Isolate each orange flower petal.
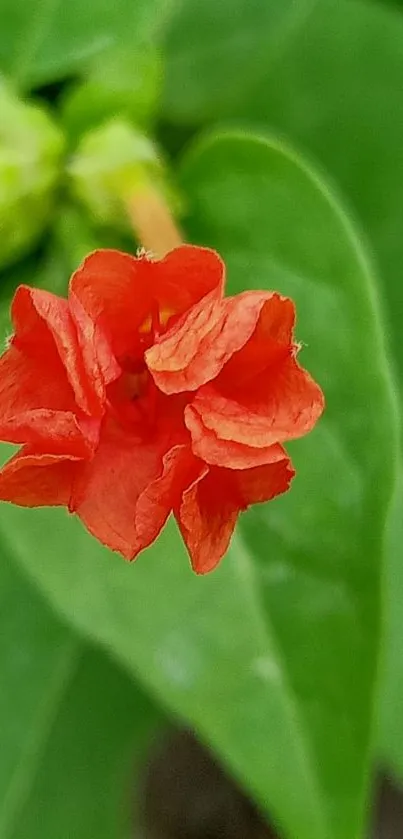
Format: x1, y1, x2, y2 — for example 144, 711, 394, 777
146, 286, 223, 390
192, 355, 324, 449
0, 408, 99, 457
70, 419, 197, 560
70, 246, 224, 362
0, 341, 100, 456
218, 292, 296, 387
0, 343, 74, 417
12, 285, 100, 416
0, 448, 80, 506
175, 466, 237, 575
69, 292, 121, 410
176, 456, 294, 574
0, 246, 323, 575
185, 402, 287, 469
146, 290, 286, 394
232, 457, 295, 506
154, 245, 225, 311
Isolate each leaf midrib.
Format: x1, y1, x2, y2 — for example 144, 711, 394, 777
230, 529, 330, 839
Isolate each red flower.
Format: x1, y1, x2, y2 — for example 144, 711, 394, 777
0, 246, 324, 574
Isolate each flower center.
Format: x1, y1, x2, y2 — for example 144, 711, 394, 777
139, 306, 175, 338
107, 302, 176, 430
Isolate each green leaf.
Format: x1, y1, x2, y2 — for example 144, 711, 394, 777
0, 131, 397, 839
0, 546, 162, 839
162, 0, 315, 120
378, 468, 403, 782
0, 0, 173, 90
165, 0, 403, 788
164, 0, 403, 392
179, 131, 398, 839
10, 645, 162, 839
0, 550, 77, 837
172, 0, 403, 789
0, 510, 329, 839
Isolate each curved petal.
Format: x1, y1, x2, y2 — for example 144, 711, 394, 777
147, 290, 282, 394
176, 456, 294, 574
12, 285, 100, 416
70, 418, 197, 560
0, 448, 80, 506
0, 343, 74, 416
68, 292, 121, 408
232, 457, 295, 506
155, 245, 225, 310
192, 355, 325, 449
219, 292, 296, 387
70, 246, 224, 362
0, 408, 99, 457
175, 468, 238, 575
185, 402, 287, 469
0, 345, 99, 456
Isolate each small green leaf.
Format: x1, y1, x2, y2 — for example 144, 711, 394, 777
0, 0, 173, 90
0, 131, 397, 839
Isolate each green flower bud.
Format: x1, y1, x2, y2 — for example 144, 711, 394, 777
0, 81, 64, 270
68, 119, 182, 234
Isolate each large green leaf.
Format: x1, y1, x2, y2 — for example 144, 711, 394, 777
0, 547, 162, 839
0, 0, 172, 90
162, 0, 315, 120
163, 0, 403, 389
0, 131, 397, 839
165, 1, 403, 786
179, 132, 398, 839
0, 507, 329, 839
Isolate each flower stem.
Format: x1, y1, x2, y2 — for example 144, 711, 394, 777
127, 185, 183, 257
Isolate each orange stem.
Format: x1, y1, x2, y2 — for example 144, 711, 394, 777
127, 186, 183, 257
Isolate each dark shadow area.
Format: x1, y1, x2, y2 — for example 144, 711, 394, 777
372, 776, 403, 839
140, 728, 284, 839
138, 730, 403, 839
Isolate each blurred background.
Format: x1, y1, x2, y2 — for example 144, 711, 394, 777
1, 0, 403, 837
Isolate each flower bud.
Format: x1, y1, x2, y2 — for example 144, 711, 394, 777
68, 119, 182, 236
0, 81, 64, 270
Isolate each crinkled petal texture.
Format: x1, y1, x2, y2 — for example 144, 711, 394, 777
0, 448, 80, 506
0, 286, 102, 457
176, 455, 295, 574
190, 356, 324, 454
70, 245, 225, 363
68, 416, 199, 561
0, 246, 324, 573
146, 290, 277, 393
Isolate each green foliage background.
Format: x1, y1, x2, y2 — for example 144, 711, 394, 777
0, 1, 402, 838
